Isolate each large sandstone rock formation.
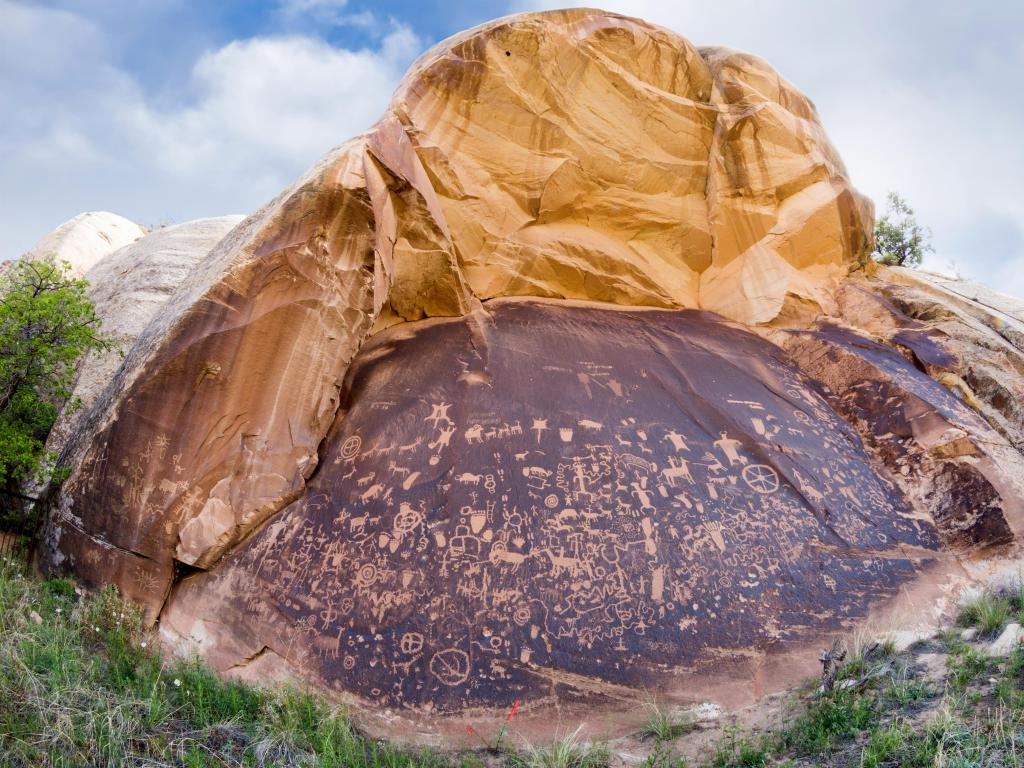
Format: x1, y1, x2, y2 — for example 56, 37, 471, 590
13, 211, 146, 276
38, 9, 1024, 736
43, 216, 245, 455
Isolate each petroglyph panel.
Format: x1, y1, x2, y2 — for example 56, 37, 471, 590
164, 302, 941, 712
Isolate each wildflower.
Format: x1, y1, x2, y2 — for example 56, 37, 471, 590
507, 699, 520, 722
55, 608, 61, 615
140, 641, 147, 648
466, 725, 477, 738
173, 679, 181, 687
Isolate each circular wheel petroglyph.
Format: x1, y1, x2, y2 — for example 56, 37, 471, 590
400, 632, 424, 654
340, 435, 362, 461
742, 463, 779, 494
429, 648, 470, 686
393, 507, 422, 533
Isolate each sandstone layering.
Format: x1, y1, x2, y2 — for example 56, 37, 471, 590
37, 9, 1024, 735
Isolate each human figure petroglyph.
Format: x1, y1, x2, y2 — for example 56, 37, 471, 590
425, 402, 454, 428
531, 419, 548, 443
714, 432, 744, 466
176, 485, 204, 517
664, 430, 689, 452
428, 425, 456, 451
630, 481, 655, 513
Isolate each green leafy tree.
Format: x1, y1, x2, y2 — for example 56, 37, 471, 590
873, 192, 933, 267
0, 255, 111, 531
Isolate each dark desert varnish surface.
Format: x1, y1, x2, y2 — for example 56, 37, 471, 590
170, 300, 941, 712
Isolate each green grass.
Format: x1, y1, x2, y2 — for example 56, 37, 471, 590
0, 557, 622, 767
7, 554, 1024, 768
708, 726, 771, 767
640, 701, 696, 742
946, 638, 999, 692
700, 627, 1024, 768
640, 742, 689, 768
956, 577, 1024, 640
509, 727, 610, 768
957, 589, 1014, 637
0, 557, 461, 767
884, 664, 933, 709
777, 685, 879, 757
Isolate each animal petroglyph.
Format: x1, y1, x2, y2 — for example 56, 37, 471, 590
162, 303, 944, 714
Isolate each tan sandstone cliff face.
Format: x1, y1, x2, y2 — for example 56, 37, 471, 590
43, 8, 871, 610
37, 8, 1024, 737
383, 13, 871, 325
43, 216, 245, 457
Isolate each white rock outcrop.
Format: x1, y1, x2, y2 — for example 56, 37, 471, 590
18, 212, 146, 276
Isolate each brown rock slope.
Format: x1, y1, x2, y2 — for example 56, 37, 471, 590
43, 216, 245, 457
39, 9, 1024, 732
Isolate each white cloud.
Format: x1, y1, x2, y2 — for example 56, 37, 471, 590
508, 1, 1024, 297
127, 29, 418, 175
0, 0, 418, 257
6, 0, 1023, 300
276, 0, 379, 32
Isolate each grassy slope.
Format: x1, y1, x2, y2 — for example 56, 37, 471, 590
2, 555, 1024, 768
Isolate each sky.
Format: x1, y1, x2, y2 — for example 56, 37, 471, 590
3, 1, 1023, 296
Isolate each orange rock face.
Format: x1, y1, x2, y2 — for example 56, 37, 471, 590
38, 9, 1023, 735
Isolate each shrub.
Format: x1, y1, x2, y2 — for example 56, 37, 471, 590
872, 192, 933, 268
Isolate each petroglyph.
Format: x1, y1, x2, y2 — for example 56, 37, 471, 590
162, 303, 944, 713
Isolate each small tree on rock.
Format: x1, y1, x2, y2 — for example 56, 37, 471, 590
873, 191, 933, 268
0, 255, 111, 532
